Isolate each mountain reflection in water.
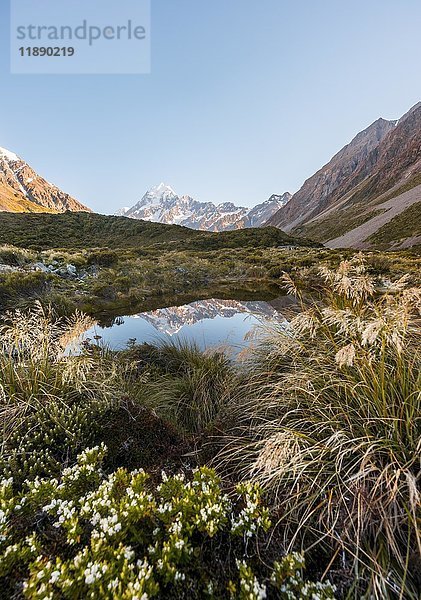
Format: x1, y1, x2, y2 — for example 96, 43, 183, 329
76, 298, 288, 353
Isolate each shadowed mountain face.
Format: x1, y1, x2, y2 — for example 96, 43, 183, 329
0, 146, 91, 213
267, 103, 421, 249
119, 183, 291, 232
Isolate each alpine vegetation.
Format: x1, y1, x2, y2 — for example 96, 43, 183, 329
0, 256, 419, 598
219, 256, 421, 599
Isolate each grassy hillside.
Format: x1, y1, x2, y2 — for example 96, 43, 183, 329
367, 201, 421, 248
291, 205, 386, 243
0, 212, 320, 250
0, 188, 57, 214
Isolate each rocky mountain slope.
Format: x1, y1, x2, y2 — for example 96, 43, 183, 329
0, 146, 90, 213
119, 183, 291, 232
267, 102, 421, 249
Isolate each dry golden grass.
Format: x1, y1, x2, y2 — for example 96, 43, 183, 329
0, 303, 119, 475
219, 255, 421, 599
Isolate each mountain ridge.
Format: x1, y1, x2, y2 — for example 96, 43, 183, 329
266, 102, 421, 249
0, 211, 320, 250
119, 184, 291, 232
0, 146, 91, 214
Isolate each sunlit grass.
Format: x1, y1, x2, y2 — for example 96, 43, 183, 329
0, 303, 121, 482
219, 255, 421, 598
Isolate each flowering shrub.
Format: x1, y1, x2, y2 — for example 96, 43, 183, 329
0, 446, 334, 599
227, 553, 336, 600
0, 392, 115, 486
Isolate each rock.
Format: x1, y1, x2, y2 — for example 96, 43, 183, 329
66, 264, 77, 276
0, 264, 19, 273
33, 262, 50, 273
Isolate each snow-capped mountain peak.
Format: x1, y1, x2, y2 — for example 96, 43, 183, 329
0, 144, 91, 213
216, 201, 246, 213
130, 183, 179, 213
0, 146, 20, 162
115, 207, 130, 216
151, 182, 177, 196
119, 185, 291, 232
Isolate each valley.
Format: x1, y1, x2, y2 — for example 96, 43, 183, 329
0, 116, 420, 600
0, 212, 418, 322
1, 0, 421, 594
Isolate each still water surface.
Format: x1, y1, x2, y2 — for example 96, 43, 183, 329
76, 298, 288, 353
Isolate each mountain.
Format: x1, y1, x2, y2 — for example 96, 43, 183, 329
119, 183, 290, 232
115, 207, 130, 217
0, 146, 90, 213
246, 194, 292, 227
267, 103, 421, 249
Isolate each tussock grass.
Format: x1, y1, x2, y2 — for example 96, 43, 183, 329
0, 253, 420, 597
0, 303, 121, 481
219, 256, 421, 598
122, 339, 237, 435
0, 244, 32, 266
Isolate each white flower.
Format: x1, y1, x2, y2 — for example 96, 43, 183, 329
49, 570, 61, 584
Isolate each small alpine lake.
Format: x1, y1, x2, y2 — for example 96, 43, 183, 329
71, 291, 295, 355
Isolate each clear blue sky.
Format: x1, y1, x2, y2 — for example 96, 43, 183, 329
1, 0, 420, 213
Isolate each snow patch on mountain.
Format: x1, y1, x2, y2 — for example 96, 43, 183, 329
0, 146, 20, 162
115, 207, 131, 216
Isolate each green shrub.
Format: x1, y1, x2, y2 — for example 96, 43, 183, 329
91, 281, 118, 300
0, 246, 31, 266
0, 272, 50, 308
87, 250, 119, 267
267, 266, 283, 279
365, 252, 392, 274
113, 276, 132, 293
0, 446, 335, 599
